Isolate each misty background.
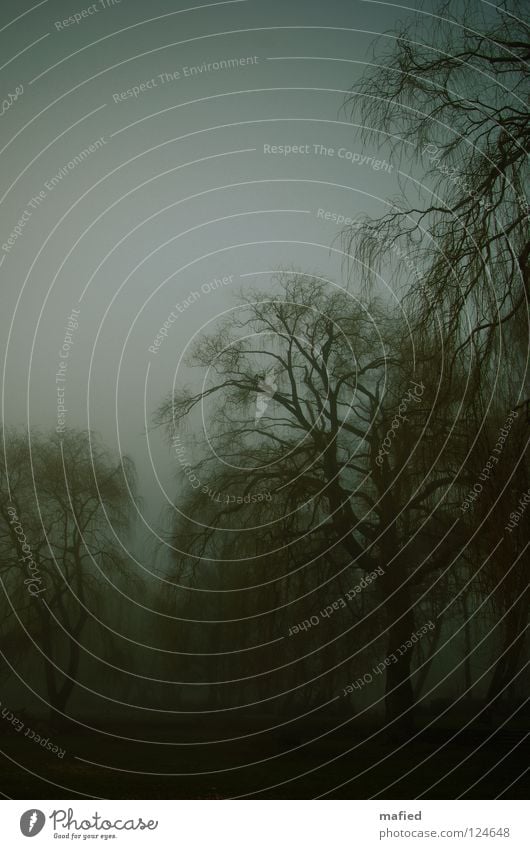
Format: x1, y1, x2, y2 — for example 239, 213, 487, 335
0, 0, 528, 799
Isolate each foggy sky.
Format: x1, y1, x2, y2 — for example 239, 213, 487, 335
1, 0, 435, 545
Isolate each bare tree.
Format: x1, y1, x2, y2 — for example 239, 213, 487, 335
345, 0, 529, 371
0, 427, 136, 726
155, 274, 468, 730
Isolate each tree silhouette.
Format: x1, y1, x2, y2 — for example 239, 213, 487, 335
345, 0, 529, 370
156, 273, 471, 730
0, 428, 135, 726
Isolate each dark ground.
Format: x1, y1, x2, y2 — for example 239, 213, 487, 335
0, 709, 528, 799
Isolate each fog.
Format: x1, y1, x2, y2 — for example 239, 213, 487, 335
1, 0, 528, 801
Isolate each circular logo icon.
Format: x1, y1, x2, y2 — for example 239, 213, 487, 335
20, 810, 46, 837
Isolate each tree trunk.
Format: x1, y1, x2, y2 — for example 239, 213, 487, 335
414, 614, 443, 700
462, 593, 473, 694
381, 566, 416, 735
486, 590, 528, 710
38, 602, 85, 730
324, 448, 417, 731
